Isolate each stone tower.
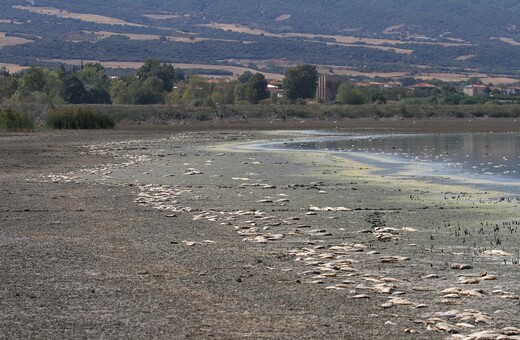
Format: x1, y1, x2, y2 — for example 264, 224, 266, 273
316, 75, 342, 103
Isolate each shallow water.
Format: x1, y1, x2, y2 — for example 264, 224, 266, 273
264, 132, 520, 190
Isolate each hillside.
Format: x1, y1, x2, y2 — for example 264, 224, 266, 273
1, 0, 520, 78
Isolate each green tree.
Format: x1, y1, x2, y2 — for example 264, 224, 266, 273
245, 73, 269, 104
19, 66, 46, 93
138, 59, 176, 91
42, 68, 62, 102
0, 76, 18, 100
76, 63, 111, 104
110, 78, 134, 104
282, 64, 318, 102
182, 76, 213, 103
137, 76, 165, 104
59, 75, 86, 104
211, 80, 238, 105
238, 71, 253, 84
165, 82, 187, 104
233, 83, 246, 103
336, 83, 365, 105
110, 76, 165, 105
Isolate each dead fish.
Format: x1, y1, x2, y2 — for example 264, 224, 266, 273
464, 330, 502, 339
435, 322, 459, 333
500, 327, 520, 336
451, 263, 473, 270
481, 250, 515, 257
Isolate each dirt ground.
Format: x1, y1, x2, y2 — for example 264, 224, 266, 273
1, 119, 519, 339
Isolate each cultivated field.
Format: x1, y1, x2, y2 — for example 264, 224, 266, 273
77, 31, 246, 45
201, 22, 472, 56
0, 32, 33, 48
43, 59, 285, 80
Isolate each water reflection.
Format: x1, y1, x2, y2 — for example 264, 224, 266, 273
280, 133, 520, 181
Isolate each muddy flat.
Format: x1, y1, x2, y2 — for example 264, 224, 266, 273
1, 120, 519, 339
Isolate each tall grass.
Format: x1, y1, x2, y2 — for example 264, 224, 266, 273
0, 108, 35, 132
44, 103, 520, 125
47, 107, 115, 129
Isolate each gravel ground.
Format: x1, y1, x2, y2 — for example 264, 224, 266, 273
1, 120, 520, 339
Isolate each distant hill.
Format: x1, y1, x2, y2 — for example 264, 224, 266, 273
1, 0, 520, 78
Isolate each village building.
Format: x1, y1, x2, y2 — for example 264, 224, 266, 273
408, 83, 438, 90
463, 84, 487, 97
354, 81, 401, 89
505, 86, 520, 96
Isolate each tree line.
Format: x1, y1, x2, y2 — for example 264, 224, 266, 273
0, 61, 321, 107
2, 61, 518, 114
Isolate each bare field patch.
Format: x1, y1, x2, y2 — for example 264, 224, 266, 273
275, 14, 292, 22
0, 32, 33, 48
13, 5, 144, 27
491, 37, 520, 46
454, 54, 476, 61
141, 14, 181, 20
201, 23, 278, 37
0, 62, 27, 73
316, 65, 407, 78
0, 19, 23, 25
93, 31, 161, 41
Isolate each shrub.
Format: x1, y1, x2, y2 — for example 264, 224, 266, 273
0, 108, 35, 132
47, 107, 115, 129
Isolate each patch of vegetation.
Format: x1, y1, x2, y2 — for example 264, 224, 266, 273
0, 108, 35, 132
47, 107, 115, 129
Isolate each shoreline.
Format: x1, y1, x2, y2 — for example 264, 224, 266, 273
115, 117, 520, 134
1, 127, 520, 339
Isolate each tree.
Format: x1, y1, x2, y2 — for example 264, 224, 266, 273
182, 76, 213, 102
59, 75, 86, 104
335, 83, 365, 105
466, 77, 483, 85
245, 73, 269, 104
282, 64, 318, 102
238, 71, 253, 84
0, 76, 18, 100
211, 80, 237, 105
110, 78, 134, 104
110, 76, 165, 104
42, 68, 62, 102
76, 63, 111, 103
137, 76, 165, 104
138, 59, 176, 91
19, 66, 46, 93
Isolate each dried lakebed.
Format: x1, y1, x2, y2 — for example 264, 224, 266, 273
3, 129, 520, 339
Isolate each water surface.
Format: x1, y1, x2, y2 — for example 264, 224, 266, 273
262, 132, 520, 191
